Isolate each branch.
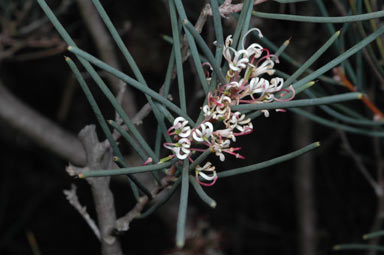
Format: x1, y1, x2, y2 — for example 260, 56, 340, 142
63, 184, 101, 240
205, 0, 269, 17
0, 80, 86, 166
115, 176, 174, 232
77, 125, 123, 255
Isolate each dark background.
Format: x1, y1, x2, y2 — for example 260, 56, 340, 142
0, 0, 382, 254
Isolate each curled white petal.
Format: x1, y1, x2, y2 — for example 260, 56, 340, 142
198, 171, 217, 181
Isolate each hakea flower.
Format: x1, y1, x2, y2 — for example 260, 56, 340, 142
163, 138, 191, 160
209, 137, 244, 162
241, 28, 264, 58
223, 28, 266, 79
163, 27, 296, 187
167, 117, 191, 138
213, 128, 236, 142
204, 94, 232, 120
195, 162, 217, 187
213, 95, 232, 120
192, 122, 214, 142
250, 58, 275, 77
225, 112, 253, 135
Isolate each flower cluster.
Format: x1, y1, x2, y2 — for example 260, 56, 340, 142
164, 28, 295, 186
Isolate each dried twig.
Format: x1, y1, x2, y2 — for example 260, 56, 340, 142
338, 130, 382, 196
206, 0, 269, 17
115, 176, 175, 232
63, 184, 101, 240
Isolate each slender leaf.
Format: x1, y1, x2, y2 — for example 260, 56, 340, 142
218, 142, 320, 178
176, 160, 190, 248
253, 10, 384, 23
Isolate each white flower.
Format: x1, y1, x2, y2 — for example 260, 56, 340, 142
195, 162, 217, 187
265, 77, 284, 93
223, 35, 234, 62
167, 117, 191, 138
226, 112, 252, 133
213, 128, 236, 142
210, 138, 231, 161
249, 77, 269, 94
192, 122, 214, 142
196, 162, 216, 180
228, 49, 249, 73
245, 43, 263, 58
163, 138, 191, 160
251, 59, 275, 77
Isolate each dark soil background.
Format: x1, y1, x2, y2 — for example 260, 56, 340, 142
0, 0, 382, 254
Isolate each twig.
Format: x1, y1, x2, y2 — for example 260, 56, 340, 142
205, 0, 269, 18
63, 184, 101, 240
115, 176, 174, 232
338, 130, 382, 196
78, 125, 123, 255
75, 0, 138, 118
333, 67, 384, 119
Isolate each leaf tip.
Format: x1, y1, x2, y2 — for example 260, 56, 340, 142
210, 201, 217, 208
64, 56, 71, 61
316, 141, 321, 147
176, 239, 185, 248
333, 245, 340, 250
357, 93, 364, 99
284, 37, 291, 46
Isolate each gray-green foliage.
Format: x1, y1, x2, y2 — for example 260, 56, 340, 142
37, 0, 384, 248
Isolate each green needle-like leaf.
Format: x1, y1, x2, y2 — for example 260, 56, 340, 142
231, 92, 362, 111
284, 30, 340, 87
363, 230, 384, 240
210, 0, 224, 64
37, 0, 159, 172
190, 176, 216, 208
108, 120, 149, 162
293, 25, 384, 89
183, 20, 227, 85
189, 149, 212, 171
253, 10, 384, 23
65, 57, 141, 198
176, 160, 190, 248
91, 0, 171, 143
218, 142, 320, 178
169, 0, 187, 112
291, 108, 384, 137
139, 178, 181, 218
79, 158, 178, 178
334, 244, 384, 251
173, 0, 209, 94
274, 0, 307, 2
67, 46, 195, 125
